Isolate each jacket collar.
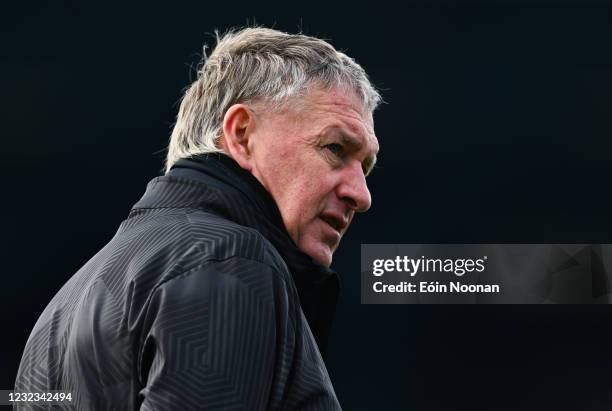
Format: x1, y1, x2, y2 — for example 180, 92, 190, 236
132, 153, 340, 355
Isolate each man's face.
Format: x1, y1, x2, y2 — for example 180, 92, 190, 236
248, 86, 379, 267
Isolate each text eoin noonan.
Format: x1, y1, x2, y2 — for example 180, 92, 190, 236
371, 256, 500, 294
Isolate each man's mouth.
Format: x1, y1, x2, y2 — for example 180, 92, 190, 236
319, 213, 348, 234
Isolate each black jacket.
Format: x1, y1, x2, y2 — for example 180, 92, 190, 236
15, 154, 342, 410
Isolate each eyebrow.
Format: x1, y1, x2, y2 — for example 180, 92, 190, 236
336, 133, 378, 176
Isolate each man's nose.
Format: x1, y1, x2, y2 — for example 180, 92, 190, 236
336, 162, 372, 212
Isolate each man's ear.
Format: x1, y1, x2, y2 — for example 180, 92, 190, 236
220, 104, 256, 171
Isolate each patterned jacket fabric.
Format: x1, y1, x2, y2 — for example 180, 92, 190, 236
15, 154, 342, 410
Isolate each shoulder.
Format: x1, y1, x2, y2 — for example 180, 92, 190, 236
140, 210, 299, 327
183, 209, 289, 275
151, 256, 291, 313
120, 204, 285, 261
117, 207, 291, 287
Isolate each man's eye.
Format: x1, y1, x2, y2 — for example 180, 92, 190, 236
325, 143, 343, 157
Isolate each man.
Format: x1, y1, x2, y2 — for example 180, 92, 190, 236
15, 27, 380, 410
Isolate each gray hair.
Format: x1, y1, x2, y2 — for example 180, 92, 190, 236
165, 27, 381, 172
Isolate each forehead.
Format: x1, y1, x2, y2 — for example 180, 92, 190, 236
294, 86, 379, 151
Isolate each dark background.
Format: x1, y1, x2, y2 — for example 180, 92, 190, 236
3, 1, 612, 410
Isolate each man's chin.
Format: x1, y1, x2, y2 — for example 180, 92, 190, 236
299, 241, 334, 267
